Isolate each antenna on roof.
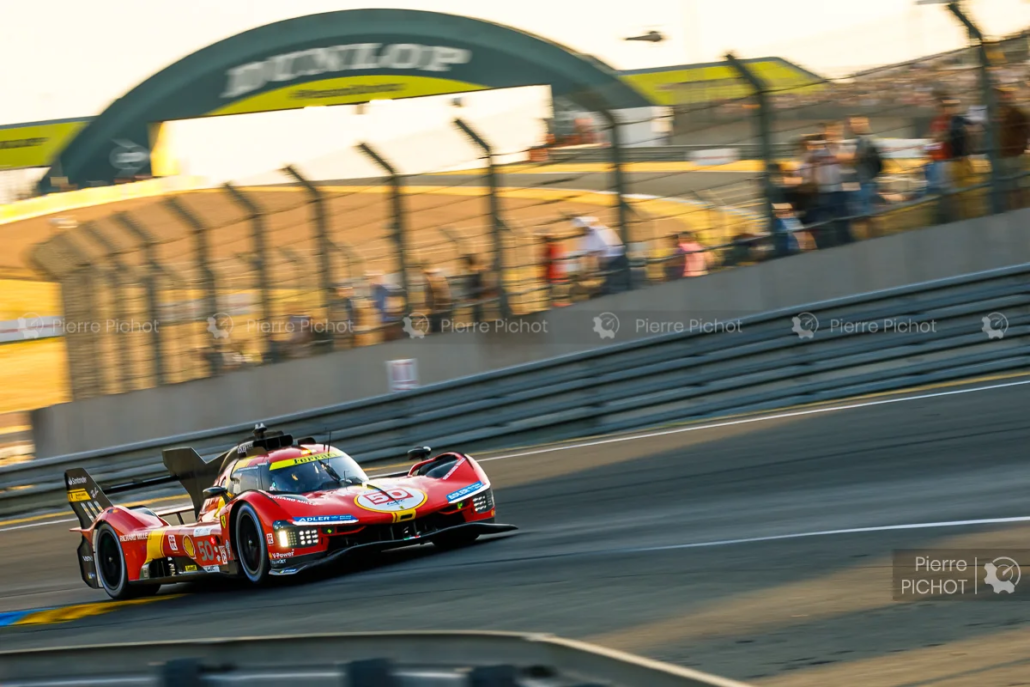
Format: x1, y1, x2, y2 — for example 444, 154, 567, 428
253, 423, 267, 439
325, 426, 333, 450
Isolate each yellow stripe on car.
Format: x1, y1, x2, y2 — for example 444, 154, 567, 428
269, 450, 341, 471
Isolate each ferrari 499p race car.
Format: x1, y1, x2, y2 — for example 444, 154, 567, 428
65, 425, 515, 600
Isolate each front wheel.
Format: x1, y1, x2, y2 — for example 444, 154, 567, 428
94, 523, 161, 600
234, 504, 270, 584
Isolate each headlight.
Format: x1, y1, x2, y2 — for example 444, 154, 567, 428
473, 489, 494, 513
277, 530, 290, 548
297, 528, 319, 547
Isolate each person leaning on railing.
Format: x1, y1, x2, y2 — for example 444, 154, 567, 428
996, 86, 1029, 210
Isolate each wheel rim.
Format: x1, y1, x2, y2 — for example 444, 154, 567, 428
97, 530, 122, 590
238, 513, 262, 575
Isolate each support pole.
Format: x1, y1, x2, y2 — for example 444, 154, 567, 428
726, 53, 777, 237
946, 1, 1004, 214
224, 183, 273, 359
453, 118, 510, 317
115, 212, 166, 386
80, 222, 135, 392
283, 165, 334, 322
357, 142, 410, 314
596, 109, 634, 290
164, 196, 221, 376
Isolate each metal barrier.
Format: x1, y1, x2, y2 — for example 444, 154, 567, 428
0, 630, 750, 687
0, 262, 1027, 515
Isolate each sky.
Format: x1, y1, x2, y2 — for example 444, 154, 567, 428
1, 0, 1029, 183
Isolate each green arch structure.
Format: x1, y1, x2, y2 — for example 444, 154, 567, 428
42, 8, 650, 190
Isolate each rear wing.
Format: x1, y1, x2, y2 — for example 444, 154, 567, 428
64, 468, 113, 529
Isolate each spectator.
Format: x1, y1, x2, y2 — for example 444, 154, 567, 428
926, 94, 953, 215
541, 234, 565, 304
848, 116, 883, 218
422, 266, 452, 333
809, 129, 851, 248
942, 97, 974, 220
368, 271, 401, 341
678, 232, 710, 277
575, 216, 629, 295
664, 233, 686, 281
463, 254, 486, 323
997, 86, 1029, 209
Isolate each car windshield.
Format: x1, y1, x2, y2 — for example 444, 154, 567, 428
266, 449, 368, 495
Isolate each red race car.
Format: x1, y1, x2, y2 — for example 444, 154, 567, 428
65, 424, 515, 600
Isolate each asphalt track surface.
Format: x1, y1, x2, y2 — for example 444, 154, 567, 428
2, 379, 1030, 685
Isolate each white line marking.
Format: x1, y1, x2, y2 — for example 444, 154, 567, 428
3, 377, 1027, 535
0, 517, 76, 533
627, 516, 1030, 554
478, 378, 1030, 463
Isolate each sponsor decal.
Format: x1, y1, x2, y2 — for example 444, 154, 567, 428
119, 532, 149, 542
220, 513, 228, 530
271, 551, 295, 560
291, 515, 359, 525
266, 532, 273, 545
272, 494, 309, 502
182, 536, 195, 558
81, 555, 93, 562
218, 546, 228, 565
193, 526, 215, 537
269, 449, 344, 471
442, 457, 466, 479
221, 44, 472, 99
446, 480, 489, 503
355, 486, 427, 513
67, 476, 87, 486
167, 534, 178, 552
183, 564, 198, 573
67, 489, 91, 503
203, 565, 220, 573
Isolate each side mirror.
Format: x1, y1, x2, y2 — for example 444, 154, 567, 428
203, 485, 229, 498
407, 446, 432, 461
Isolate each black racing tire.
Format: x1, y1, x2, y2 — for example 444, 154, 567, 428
433, 530, 480, 551
234, 503, 270, 585
94, 523, 161, 601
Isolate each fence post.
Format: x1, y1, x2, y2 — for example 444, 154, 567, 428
80, 222, 135, 392
164, 196, 220, 377
946, 1, 1004, 214
283, 165, 334, 324
29, 242, 99, 400
224, 183, 273, 360
596, 108, 634, 290
453, 118, 511, 317
726, 53, 777, 237
115, 213, 166, 386
357, 142, 411, 314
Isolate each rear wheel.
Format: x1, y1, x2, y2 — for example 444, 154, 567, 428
94, 523, 160, 600
234, 504, 270, 584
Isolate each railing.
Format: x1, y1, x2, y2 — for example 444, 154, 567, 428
1, 262, 1027, 516
0, 630, 749, 687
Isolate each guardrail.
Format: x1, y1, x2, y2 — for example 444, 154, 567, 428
0, 630, 750, 687
1, 262, 1028, 515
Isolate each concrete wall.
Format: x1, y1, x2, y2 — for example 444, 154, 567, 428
33, 208, 1030, 457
